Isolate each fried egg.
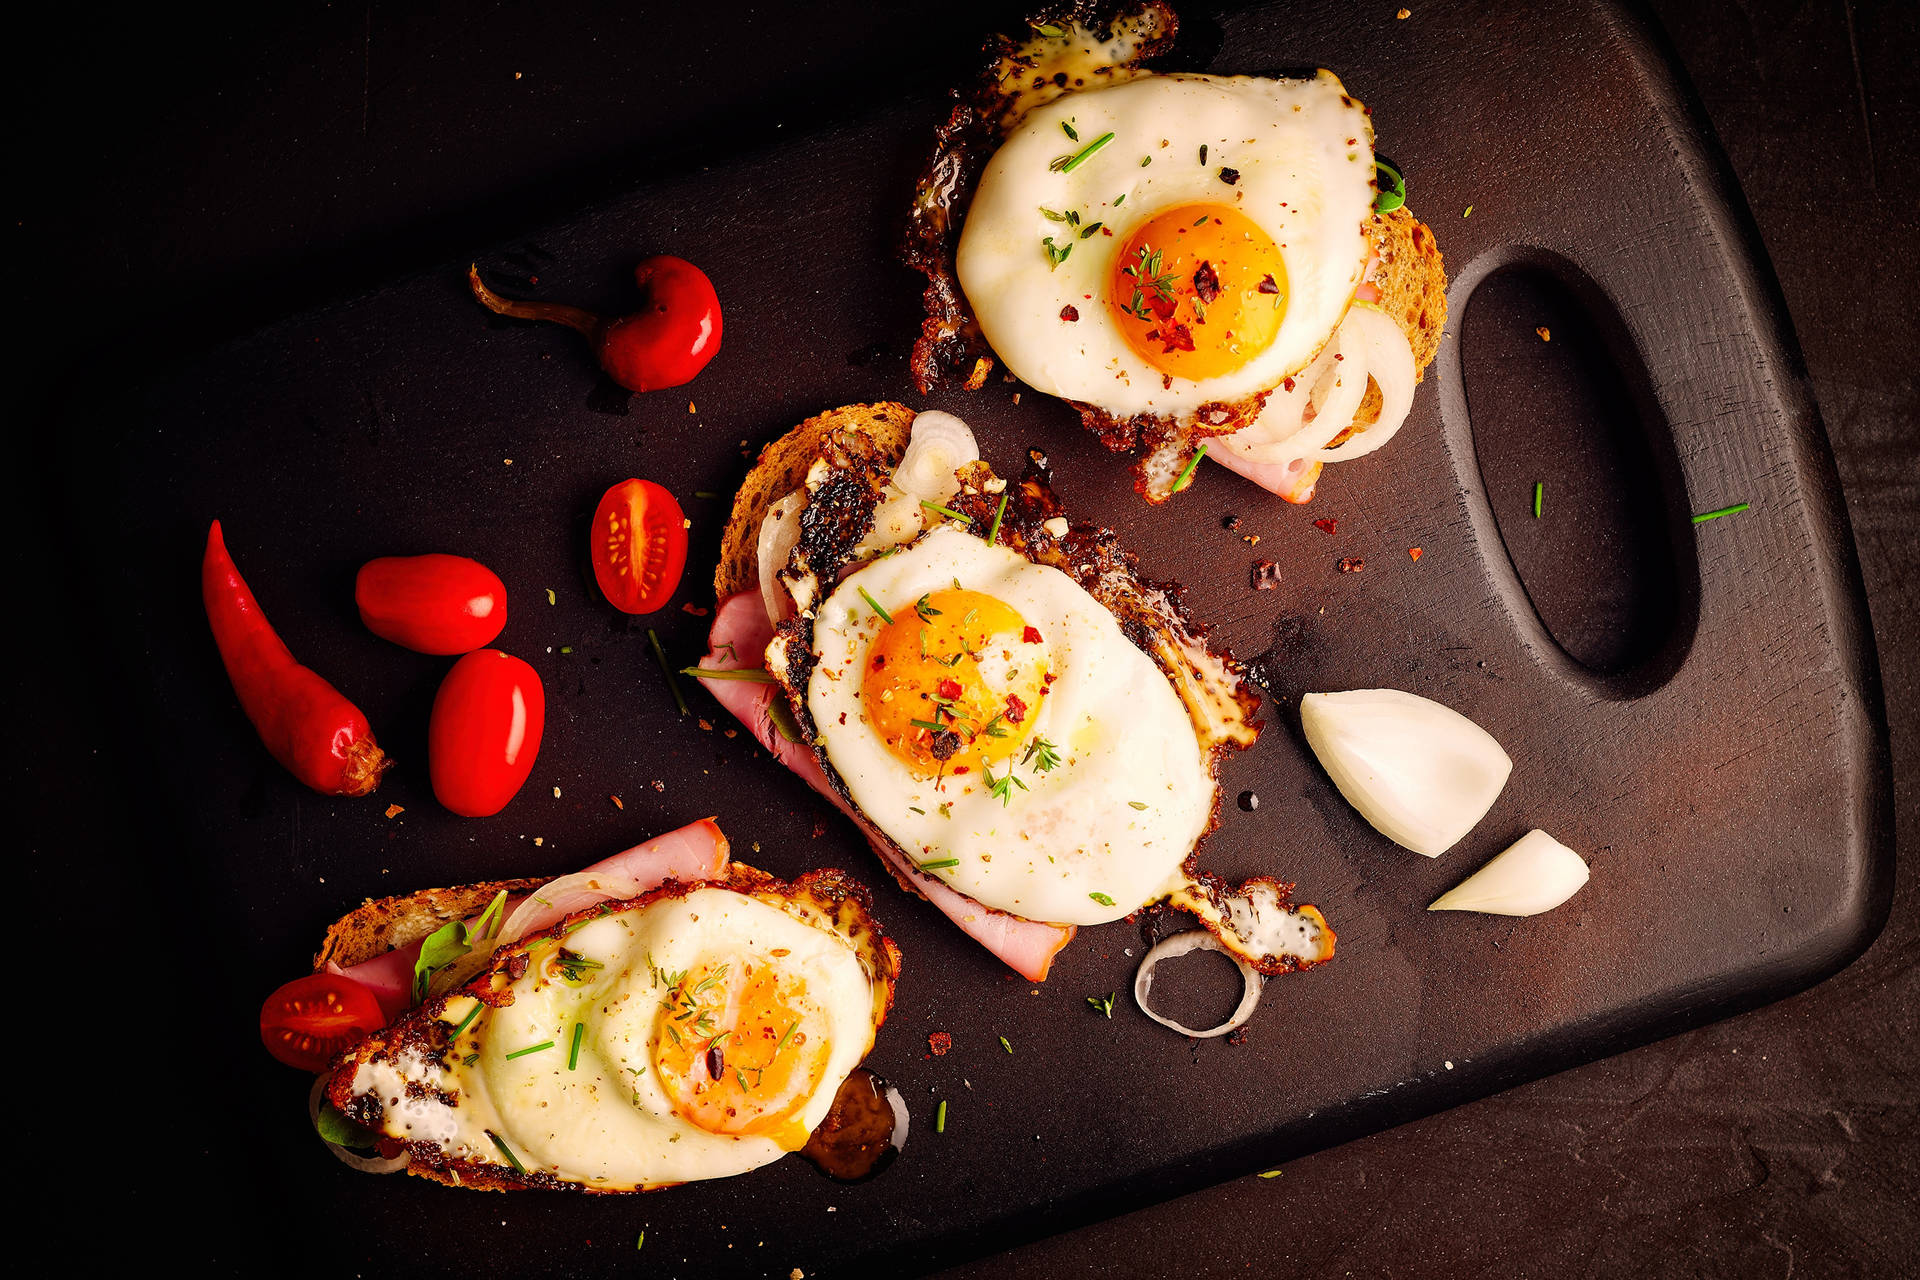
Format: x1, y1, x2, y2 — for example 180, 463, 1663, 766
806, 524, 1214, 926
955, 71, 1375, 424
329, 870, 897, 1190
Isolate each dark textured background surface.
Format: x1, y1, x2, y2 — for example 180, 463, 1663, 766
15, 1, 1914, 1273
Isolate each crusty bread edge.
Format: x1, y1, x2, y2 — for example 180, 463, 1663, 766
312, 878, 547, 974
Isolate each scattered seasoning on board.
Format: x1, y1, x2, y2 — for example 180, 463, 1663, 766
1251, 560, 1282, 590
1338, 557, 1365, 573
928, 1031, 953, 1057
1536, 326, 1551, 341
1222, 514, 1241, 531
1313, 517, 1338, 535
1239, 791, 1260, 811
1409, 547, 1423, 561
610, 795, 624, 809
384, 804, 404, 819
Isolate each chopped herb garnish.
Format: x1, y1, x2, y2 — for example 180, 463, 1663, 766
1171, 444, 1207, 494
987, 492, 1009, 544
1464, 204, 1474, 218
1114, 193, 1126, 206
1199, 143, 1208, 165
775, 1020, 800, 1057
637, 1231, 645, 1252
680, 665, 776, 683
919, 498, 970, 523
915, 592, 942, 621
767, 697, 802, 743
1692, 502, 1751, 524
648, 628, 689, 716
1031, 21, 1064, 36
1061, 119, 1079, 142
487, 1130, 527, 1173
1193, 214, 1210, 227
909, 805, 926, 815
1087, 993, 1116, 1018
450, 999, 484, 1038
938, 802, 953, 818
985, 763, 1028, 806
1042, 235, 1073, 268
1258, 1169, 1283, 1180
909, 717, 948, 733
568, 1021, 585, 1070
1127, 801, 1148, 810
1140, 155, 1152, 167
1532, 481, 1544, 519
936, 1100, 948, 1133
505, 1040, 554, 1060
1089, 891, 1117, 906
1022, 736, 1062, 772
1049, 130, 1114, 173
918, 857, 960, 871
1079, 220, 1104, 239
858, 586, 894, 625
693, 490, 721, 500
1000, 1036, 1013, 1054
1040, 206, 1069, 222
1373, 156, 1407, 213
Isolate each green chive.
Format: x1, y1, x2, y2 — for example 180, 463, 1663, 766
920, 498, 969, 523
1532, 481, 1543, 519
1464, 204, 1474, 217
693, 490, 721, 500
775, 1020, 799, 1057
680, 665, 776, 683
545, 588, 556, 605
986, 491, 1009, 544
1055, 131, 1115, 173
936, 1100, 948, 1133
450, 1000, 484, 1038
1115, 193, 1126, 205
857, 586, 893, 623
1171, 444, 1207, 494
567, 1022, 585, 1070
487, 1130, 527, 1173
505, 1040, 554, 1060
648, 629, 689, 716
1090, 891, 1116, 906
1373, 158, 1407, 214
918, 857, 960, 871
1692, 501, 1750, 524
1000, 1035, 1012, 1054
1258, 1169, 1283, 1179
637, 1231, 645, 1251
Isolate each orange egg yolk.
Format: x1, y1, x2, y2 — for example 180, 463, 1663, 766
653, 958, 829, 1149
859, 588, 1049, 778
1106, 202, 1290, 382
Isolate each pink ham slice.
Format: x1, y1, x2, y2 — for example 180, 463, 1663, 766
695, 591, 1075, 982
1209, 447, 1323, 504
327, 818, 730, 1020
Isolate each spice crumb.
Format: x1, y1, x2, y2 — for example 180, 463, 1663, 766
1536, 326, 1551, 342
1409, 547, 1424, 561
1251, 560, 1282, 591
1313, 517, 1338, 535
1242, 533, 1260, 546
688, 401, 697, 414
698, 718, 713, 732
532, 836, 544, 846
1338, 556, 1365, 573
1397, 6, 1410, 17
650, 780, 666, 793
610, 795, 624, 809
552, 786, 562, 798
384, 804, 404, 819
682, 602, 710, 616
928, 1031, 953, 1057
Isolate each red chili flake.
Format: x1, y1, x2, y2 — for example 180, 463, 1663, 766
1022, 626, 1044, 643
1218, 166, 1241, 185
681, 602, 710, 616
1192, 261, 1222, 304
928, 1031, 953, 1057
1257, 274, 1280, 295
697, 718, 712, 732
952, 765, 971, 775
1006, 693, 1029, 723
650, 779, 666, 792
937, 678, 963, 701
609, 795, 623, 810
1060, 304, 1080, 322
1313, 518, 1338, 535
1252, 561, 1282, 590
838, 711, 847, 725
812, 819, 828, 838
871, 654, 888, 670
1226, 1025, 1250, 1046
1338, 557, 1365, 573
1159, 323, 1197, 354
1409, 547, 1424, 561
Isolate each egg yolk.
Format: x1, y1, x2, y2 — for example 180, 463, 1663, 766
1106, 202, 1290, 382
859, 588, 1049, 778
653, 958, 830, 1149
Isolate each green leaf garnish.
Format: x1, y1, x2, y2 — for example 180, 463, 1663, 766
1022, 736, 1062, 772
314, 1097, 380, 1152
1089, 891, 1116, 907
915, 592, 942, 621
1062, 119, 1079, 142
1373, 156, 1407, 213
1042, 236, 1073, 268
413, 918, 477, 1003
1087, 993, 1116, 1018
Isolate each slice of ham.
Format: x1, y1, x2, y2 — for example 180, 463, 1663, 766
327, 818, 729, 1020
695, 591, 1075, 982
1209, 447, 1323, 504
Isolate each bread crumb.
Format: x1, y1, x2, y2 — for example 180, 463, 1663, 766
533, 836, 544, 846
1338, 557, 1365, 573
1536, 326, 1551, 342
651, 780, 666, 792
1397, 6, 1410, 16
384, 804, 404, 819
1042, 517, 1069, 537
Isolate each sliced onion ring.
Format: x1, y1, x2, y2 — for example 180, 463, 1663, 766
309, 1075, 409, 1174
1227, 334, 1371, 464
1312, 306, 1415, 462
1133, 930, 1265, 1039
892, 411, 979, 502
498, 872, 644, 943
756, 491, 803, 626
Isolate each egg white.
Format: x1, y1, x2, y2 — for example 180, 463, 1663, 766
807, 525, 1213, 926
348, 887, 878, 1188
956, 71, 1375, 420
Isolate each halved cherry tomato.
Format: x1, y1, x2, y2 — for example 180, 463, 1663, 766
590, 478, 687, 614
260, 973, 386, 1072
355, 553, 507, 655
429, 649, 545, 817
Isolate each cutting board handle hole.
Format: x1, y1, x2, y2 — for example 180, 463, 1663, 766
1446, 249, 1699, 697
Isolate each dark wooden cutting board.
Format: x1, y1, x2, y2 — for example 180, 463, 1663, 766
62, 1, 1888, 1274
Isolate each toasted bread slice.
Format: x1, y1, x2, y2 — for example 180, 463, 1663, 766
713, 401, 917, 599
1368, 205, 1448, 377
312, 878, 542, 972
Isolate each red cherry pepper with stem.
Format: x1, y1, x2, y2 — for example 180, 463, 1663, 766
468, 256, 722, 392
202, 520, 392, 796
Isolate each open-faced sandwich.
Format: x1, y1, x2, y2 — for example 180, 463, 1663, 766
691, 403, 1333, 986
904, 1, 1447, 503
268, 819, 904, 1191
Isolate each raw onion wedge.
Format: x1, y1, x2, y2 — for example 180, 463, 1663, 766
1429, 830, 1589, 915
756, 491, 803, 626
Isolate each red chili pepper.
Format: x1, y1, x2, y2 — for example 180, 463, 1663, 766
202, 520, 392, 796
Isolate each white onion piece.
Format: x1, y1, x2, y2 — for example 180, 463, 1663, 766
1312, 306, 1416, 462
498, 872, 644, 943
892, 411, 979, 503
853, 486, 927, 558
1228, 335, 1370, 463
1429, 830, 1590, 915
756, 491, 803, 626
309, 1075, 409, 1174
1300, 689, 1513, 858
1213, 340, 1335, 459
1133, 930, 1264, 1038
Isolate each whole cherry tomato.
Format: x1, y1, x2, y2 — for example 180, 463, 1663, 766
259, 973, 386, 1072
590, 478, 688, 614
429, 650, 544, 817
355, 553, 507, 655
